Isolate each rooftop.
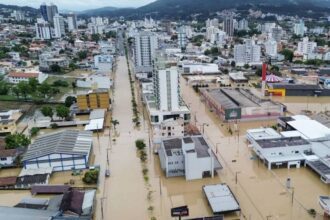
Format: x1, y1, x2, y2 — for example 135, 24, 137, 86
255, 136, 310, 149
22, 130, 92, 161
203, 184, 240, 214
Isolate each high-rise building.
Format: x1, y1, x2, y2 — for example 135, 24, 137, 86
53, 14, 65, 38
264, 39, 278, 57
40, 3, 58, 23
40, 3, 48, 21
13, 10, 25, 21
238, 19, 249, 31
206, 18, 219, 28
294, 20, 305, 36
297, 37, 317, 55
177, 26, 187, 49
234, 39, 261, 66
35, 18, 51, 40
271, 26, 283, 42
133, 32, 158, 73
153, 67, 180, 111
224, 17, 234, 37
67, 13, 77, 31
47, 3, 58, 23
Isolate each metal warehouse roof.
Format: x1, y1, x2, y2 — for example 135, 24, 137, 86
203, 184, 240, 214
23, 130, 93, 161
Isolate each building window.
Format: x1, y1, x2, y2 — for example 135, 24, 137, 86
0, 158, 7, 161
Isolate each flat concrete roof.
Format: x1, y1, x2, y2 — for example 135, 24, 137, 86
288, 120, 330, 140
203, 184, 240, 214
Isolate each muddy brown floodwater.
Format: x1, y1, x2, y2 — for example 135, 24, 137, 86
97, 56, 330, 220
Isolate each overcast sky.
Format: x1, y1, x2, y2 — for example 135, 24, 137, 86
1, 0, 156, 11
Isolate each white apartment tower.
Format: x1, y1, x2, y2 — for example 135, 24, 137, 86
224, 17, 234, 36
297, 37, 317, 55
178, 26, 187, 49
264, 39, 278, 57
67, 13, 77, 31
53, 14, 65, 38
294, 20, 306, 36
234, 39, 261, 66
133, 32, 158, 73
35, 18, 51, 40
154, 67, 180, 111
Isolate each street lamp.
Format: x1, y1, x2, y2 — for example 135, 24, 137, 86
216, 143, 221, 154
235, 171, 241, 185
201, 123, 209, 134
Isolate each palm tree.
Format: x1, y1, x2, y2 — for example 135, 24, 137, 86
111, 119, 119, 131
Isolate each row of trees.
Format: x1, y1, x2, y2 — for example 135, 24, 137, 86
41, 105, 71, 121
0, 78, 72, 101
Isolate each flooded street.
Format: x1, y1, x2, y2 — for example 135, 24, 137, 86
180, 77, 330, 220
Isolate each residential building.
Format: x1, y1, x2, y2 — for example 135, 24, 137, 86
264, 39, 278, 57
22, 130, 93, 171
229, 72, 249, 87
177, 26, 187, 49
206, 18, 219, 28
262, 22, 276, 33
76, 74, 112, 90
94, 54, 112, 73
297, 37, 317, 55
88, 23, 105, 35
77, 89, 110, 110
53, 14, 65, 38
238, 18, 249, 31
35, 19, 51, 40
0, 110, 19, 136
152, 118, 185, 147
13, 10, 25, 21
234, 39, 261, 66
224, 16, 234, 36
40, 3, 48, 21
67, 12, 77, 31
7, 71, 48, 84
271, 26, 283, 42
154, 66, 180, 111
39, 52, 69, 72
0, 139, 22, 167
158, 135, 222, 180
294, 20, 306, 36
46, 3, 58, 23
133, 31, 158, 73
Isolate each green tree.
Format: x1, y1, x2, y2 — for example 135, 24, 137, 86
56, 105, 70, 120
5, 133, 31, 149
69, 62, 78, 70
91, 34, 100, 43
0, 81, 9, 95
281, 49, 294, 62
82, 169, 99, 184
231, 61, 236, 67
38, 82, 51, 98
50, 64, 62, 73
12, 86, 20, 99
30, 127, 40, 137
17, 81, 30, 100
28, 78, 38, 91
41, 106, 54, 120
244, 64, 250, 69
77, 50, 88, 60
135, 139, 146, 150
111, 119, 119, 131
65, 96, 77, 107
53, 80, 69, 87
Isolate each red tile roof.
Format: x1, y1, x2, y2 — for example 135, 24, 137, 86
0, 176, 17, 187
8, 72, 39, 78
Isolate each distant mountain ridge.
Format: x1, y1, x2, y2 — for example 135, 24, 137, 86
0, 0, 329, 19
79, 0, 330, 18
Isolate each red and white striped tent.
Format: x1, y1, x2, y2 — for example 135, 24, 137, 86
266, 74, 283, 83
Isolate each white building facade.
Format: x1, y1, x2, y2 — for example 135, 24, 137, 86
53, 14, 65, 38
234, 39, 261, 66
